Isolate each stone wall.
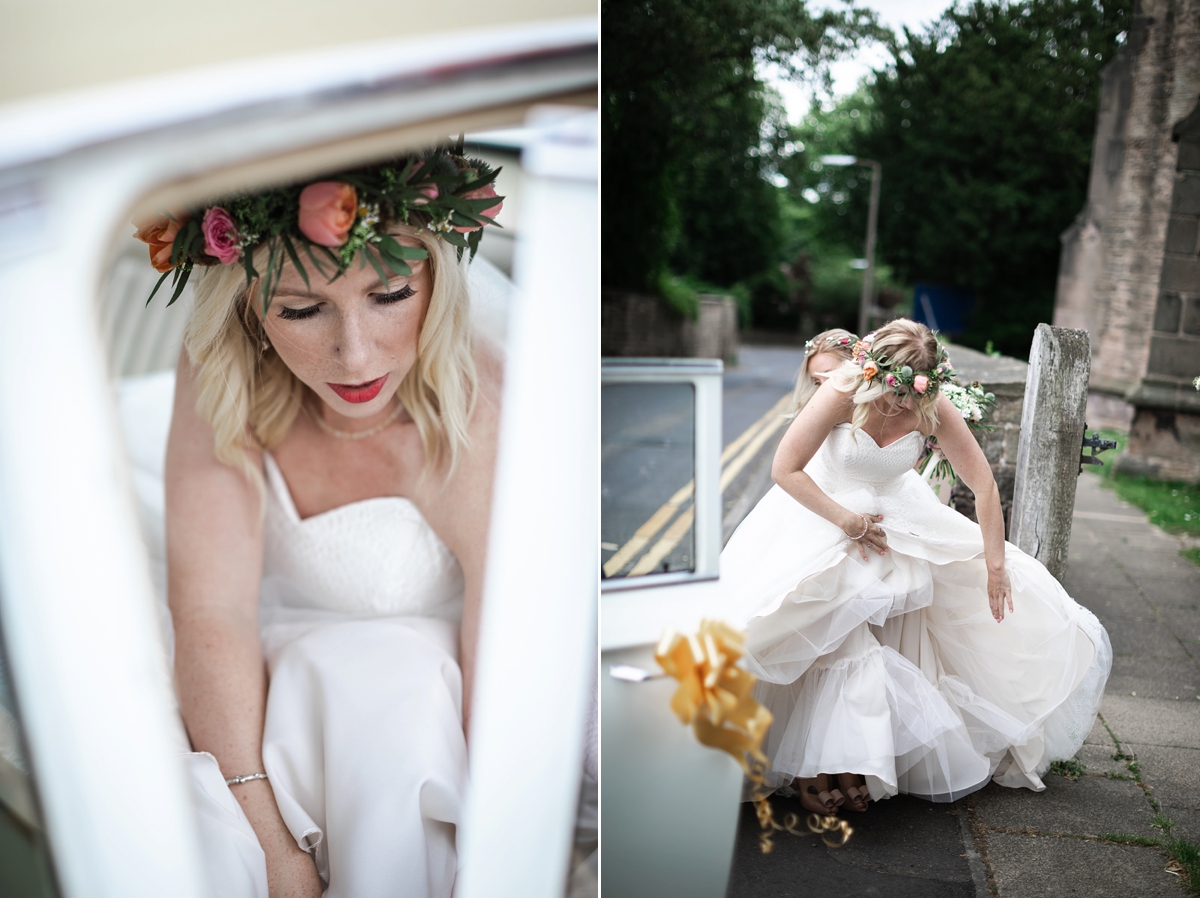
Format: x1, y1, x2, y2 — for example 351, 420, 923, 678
601, 291, 739, 361
943, 344, 1030, 537
1052, 0, 1200, 479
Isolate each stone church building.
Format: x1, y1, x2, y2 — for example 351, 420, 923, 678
1053, 0, 1200, 480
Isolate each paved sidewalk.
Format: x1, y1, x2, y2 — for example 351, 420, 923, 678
726, 472, 1200, 897
969, 473, 1200, 897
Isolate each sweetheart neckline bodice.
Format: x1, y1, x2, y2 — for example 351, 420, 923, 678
833, 423, 925, 451
264, 453, 419, 525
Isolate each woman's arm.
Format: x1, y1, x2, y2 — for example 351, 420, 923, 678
165, 352, 321, 897
771, 382, 888, 560
930, 392, 1013, 621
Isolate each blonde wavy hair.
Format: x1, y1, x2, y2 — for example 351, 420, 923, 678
791, 327, 857, 414
184, 223, 477, 494
829, 318, 942, 433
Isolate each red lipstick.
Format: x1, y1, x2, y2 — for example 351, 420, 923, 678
327, 375, 388, 404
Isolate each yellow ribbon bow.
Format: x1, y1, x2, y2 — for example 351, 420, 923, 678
655, 619, 853, 853
654, 619, 773, 772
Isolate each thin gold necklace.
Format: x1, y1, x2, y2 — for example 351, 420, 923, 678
306, 400, 404, 440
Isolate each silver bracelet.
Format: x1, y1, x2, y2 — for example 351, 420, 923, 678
849, 514, 869, 540
225, 772, 269, 786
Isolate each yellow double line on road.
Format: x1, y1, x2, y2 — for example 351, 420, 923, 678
603, 391, 793, 578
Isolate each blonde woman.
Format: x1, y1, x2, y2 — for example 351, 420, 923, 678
791, 328, 857, 414
719, 319, 1110, 818
140, 152, 504, 898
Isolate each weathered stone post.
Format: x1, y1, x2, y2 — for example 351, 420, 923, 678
1010, 324, 1091, 582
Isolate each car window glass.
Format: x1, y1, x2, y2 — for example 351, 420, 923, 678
601, 382, 696, 579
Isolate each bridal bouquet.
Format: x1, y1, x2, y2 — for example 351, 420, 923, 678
919, 381, 997, 484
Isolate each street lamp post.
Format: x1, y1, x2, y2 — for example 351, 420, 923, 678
820, 155, 882, 337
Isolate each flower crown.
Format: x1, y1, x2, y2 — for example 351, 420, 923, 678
134, 139, 503, 310
851, 332, 956, 396
804, 333, 856, 356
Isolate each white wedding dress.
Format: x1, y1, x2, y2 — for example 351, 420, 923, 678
720, 424, 1111, 801
119, 371, 468, 897
114, 258, 596, 897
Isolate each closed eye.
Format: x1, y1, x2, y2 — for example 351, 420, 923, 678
277, 304, 320, 321
375, 284, 416, 305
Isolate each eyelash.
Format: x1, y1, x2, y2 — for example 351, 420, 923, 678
275, 285, 415, 321
375, 284, 415, 304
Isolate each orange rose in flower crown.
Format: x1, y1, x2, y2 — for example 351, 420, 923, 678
134, 213, 190, 273
132, 139, 504, 309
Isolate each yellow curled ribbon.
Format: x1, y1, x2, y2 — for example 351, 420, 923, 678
655, 620, 852, 853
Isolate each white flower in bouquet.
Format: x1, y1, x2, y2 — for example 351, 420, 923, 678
920, 381, 998, 488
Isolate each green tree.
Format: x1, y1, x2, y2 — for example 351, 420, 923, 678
799, 0, 1131, 356
601, 0, 882, 296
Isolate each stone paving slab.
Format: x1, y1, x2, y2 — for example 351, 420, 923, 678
986, 831, 1183, 898
1160, 805, 1200, 844
1106, 618, 1194, 660
1075, 743, 1128, 777
1100, 693, 1200, 749
971, 775, 1159, 839
1107, 656, 1200, 700
1126, 744, 1200, 810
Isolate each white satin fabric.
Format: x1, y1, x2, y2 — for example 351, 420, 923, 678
192, 454, 469, 898
720, 424, 1111, 801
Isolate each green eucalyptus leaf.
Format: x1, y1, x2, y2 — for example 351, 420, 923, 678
363, 246, 392, 289
167, 264, 192, 307
280, 233, 310, 289
145, 270, 172, 306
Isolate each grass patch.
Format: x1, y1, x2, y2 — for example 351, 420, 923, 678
1097, 832, 1163, 847
1084, 428, 1200, 538
1166, 837, 1200, 894
1049, 758, 1086, 781
1183, 547, 1200, 568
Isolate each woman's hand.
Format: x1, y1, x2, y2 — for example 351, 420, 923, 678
987, 566, 1013, 622
265, 844, 323, 898
844, 512, 887, 561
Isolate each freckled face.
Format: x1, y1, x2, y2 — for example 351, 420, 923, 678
257, 239, 432, 421
807, 351, 844, 387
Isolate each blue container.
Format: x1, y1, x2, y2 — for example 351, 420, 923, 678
911, 283, 975, 335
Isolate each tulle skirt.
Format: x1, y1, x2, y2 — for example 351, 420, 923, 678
720, 473, 1111, 800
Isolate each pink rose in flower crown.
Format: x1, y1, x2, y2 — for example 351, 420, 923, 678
885, 373, 898, 387
298, 182, 358, 247
452, 181, 503, 233
913, 374, 930, 394
862, 360, 879, 382
202, 207, 242, 265
852, 341, 870, 356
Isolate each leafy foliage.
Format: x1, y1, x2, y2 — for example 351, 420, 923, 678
798, 0, 1131, 356
601, 0, 884, 295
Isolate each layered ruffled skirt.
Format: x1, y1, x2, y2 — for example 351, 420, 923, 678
720, 471, 1110, 801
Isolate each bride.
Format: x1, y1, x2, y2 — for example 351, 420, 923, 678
135, 150, 504, 897
721, 319, 1111, 816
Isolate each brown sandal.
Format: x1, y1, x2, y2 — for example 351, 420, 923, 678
795, 774, 845, 815
836, 773, 870, 812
